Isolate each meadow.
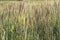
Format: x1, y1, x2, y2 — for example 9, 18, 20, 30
0, 1, 60, 40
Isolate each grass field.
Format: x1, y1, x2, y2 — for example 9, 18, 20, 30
0, 1, 60, 40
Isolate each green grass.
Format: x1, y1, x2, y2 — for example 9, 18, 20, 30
0, 1, 60, 40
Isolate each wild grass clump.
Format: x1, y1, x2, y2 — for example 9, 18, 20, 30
0, 1, 60, 40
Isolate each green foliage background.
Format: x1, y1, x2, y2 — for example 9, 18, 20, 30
0, 1, 60, 40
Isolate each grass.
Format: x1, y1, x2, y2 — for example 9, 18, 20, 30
0, 1, 60, 40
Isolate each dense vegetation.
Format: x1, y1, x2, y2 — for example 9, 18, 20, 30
0, 1, 60, 40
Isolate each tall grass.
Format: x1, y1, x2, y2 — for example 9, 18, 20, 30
0, 1, 60, 40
